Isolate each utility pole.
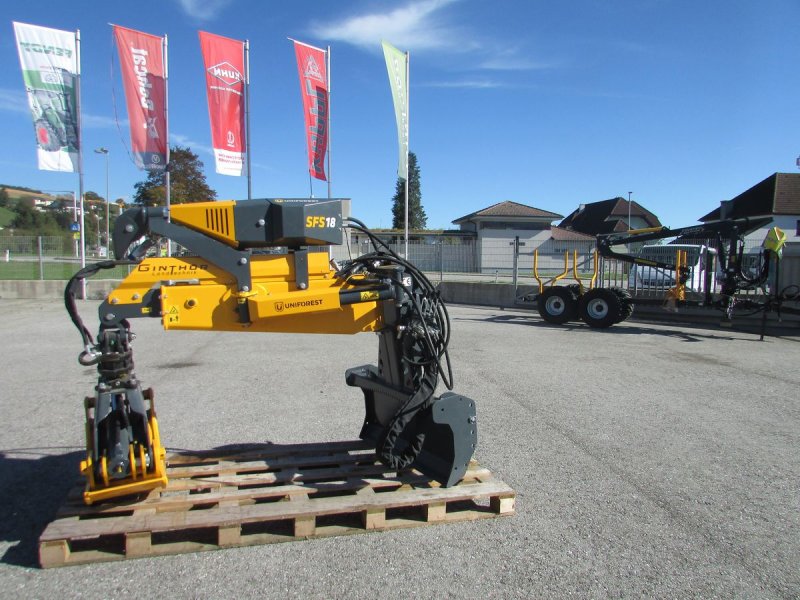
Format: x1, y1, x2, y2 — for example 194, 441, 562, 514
95, 147, 109, 254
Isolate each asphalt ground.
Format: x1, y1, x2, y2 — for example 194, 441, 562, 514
0, 300, 798, 599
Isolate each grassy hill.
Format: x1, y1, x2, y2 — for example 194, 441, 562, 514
1, 185, 60, 204
0, 206, 14, 228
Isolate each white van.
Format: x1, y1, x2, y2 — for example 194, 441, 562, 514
628, 244, 717, 293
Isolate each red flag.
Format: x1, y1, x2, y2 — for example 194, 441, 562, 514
199, 31, 246, 177
293, 41, 328, 181
113, 25, 167, 171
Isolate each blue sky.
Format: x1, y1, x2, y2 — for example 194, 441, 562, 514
1, 0, 798, 229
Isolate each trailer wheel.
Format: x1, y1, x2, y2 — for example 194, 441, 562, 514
611, 288, 634, 323
579, 288, 621, 328
537, 287, 577, 324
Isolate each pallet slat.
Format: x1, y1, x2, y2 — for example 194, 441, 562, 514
39, 440, 515, 568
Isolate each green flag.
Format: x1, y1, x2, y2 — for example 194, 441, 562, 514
382, 41, 408, 181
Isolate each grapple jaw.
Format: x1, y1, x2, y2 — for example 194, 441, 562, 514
80, 385, 167, 505
347, 365, 478, 487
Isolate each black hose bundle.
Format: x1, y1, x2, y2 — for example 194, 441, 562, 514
340, 217, 453, 390
64, 260, 135, 361
340, 218, 455, 469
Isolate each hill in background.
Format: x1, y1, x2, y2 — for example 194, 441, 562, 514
1, 185, 62, 204
0, 206, 14, 228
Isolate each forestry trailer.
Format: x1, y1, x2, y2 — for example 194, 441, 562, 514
536, 217, 795, 329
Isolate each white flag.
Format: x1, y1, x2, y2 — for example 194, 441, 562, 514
13, 22, 79, 172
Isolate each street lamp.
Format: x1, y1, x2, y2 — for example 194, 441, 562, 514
94, 147, 109, 251
93, 213, 101, 252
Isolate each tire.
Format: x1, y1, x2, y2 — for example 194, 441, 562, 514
35, 118, 61, 152
578, 288, 622, 328
610, 287, 634, 323
537, 286, 577, 324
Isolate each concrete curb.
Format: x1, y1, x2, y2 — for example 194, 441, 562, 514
0, 279, 117, 300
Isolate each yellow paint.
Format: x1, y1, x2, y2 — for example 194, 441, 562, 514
81, 389, 168, 505
169, 200, 238, 246
360, 290, 380, 301
627, 226, 665, 235
87, 246, 392, 502
106, 251, 384, 335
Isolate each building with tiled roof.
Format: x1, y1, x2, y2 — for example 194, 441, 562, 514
700, 173, 800, 221
452, 200, 563, 230
559, 197, 662, 236
449, 200, 565, 274
697, 172, 800, 250
549, 226, 596, 241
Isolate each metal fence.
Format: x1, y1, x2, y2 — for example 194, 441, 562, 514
0, 235, 132, 280
2, 233, 797, 301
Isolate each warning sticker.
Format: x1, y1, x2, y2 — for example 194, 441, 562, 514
167, 305, 179, 324
360, 290, 380, 301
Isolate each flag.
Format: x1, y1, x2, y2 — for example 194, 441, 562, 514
13, 22, 79, 172
199, 31, 247, 177
382, 41, 408, 180
293, 40, 328, 181
113, 25, 167, 171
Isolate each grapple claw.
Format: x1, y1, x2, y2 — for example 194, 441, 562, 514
409, 392, 478, 487
348, 365, 478, 487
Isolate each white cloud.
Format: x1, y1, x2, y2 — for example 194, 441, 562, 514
250, 161, 273, 172
175, 0, 233, 21
311, 0, 467, 52
420, 78, 504, 89
83, 114, 128, 129
169, 133, 214, 157
0, 88, 29, 114
477, 50, 561, 71
310, 0, 555, 89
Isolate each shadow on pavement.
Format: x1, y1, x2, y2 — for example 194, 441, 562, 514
452, 312, 759, 342
0, 448, 83, 568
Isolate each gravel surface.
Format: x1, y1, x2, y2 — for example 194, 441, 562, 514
0, 300, 798, 599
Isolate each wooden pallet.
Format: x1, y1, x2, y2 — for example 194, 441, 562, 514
39, 440, 515, 568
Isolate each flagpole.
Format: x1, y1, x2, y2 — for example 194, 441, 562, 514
326, 45, 331, 199
245, 39, 252, 200
76, 28, 86, 299
404, 51, 410, 259
164, 33, 171, 256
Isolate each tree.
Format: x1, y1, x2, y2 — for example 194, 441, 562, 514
391, 152, 427, 230
10, 201, 62, 235
133, 146, 216, 206
0, 187, 9, 208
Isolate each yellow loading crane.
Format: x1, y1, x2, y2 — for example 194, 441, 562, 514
65, 198, 477, 504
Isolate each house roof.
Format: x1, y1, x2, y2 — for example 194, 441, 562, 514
549, 226, 596, 241
452, 201, 563, 225
699, 172, 800, 221
559, 197, 662, 236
